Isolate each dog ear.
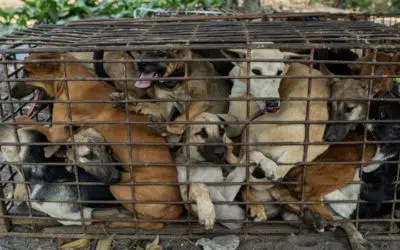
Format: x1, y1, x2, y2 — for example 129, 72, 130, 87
282, 51, 302, 59
44, 144, 65, 158
216, 114, 238, 127
24, 52, 62, 73
320, 64, 340, 85
220, 49, 245, 66
348, 53, 375, 74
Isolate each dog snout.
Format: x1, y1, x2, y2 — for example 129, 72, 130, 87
108, 169, 121, 184
323, 124, 349, 142
252, 166, 265, 179
212, 145, 227, 159
137, 62, 157, 73
201, 144, 227, 163
265, 100, 280, 108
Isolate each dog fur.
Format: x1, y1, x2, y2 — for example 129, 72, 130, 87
174, 112, 245, 229
241, 129, 375, 250
12, 52, 183, 230
109, 49, 232, 136
324, 52, 400, 142
238, 62, 330, 183
221, 43, 300, 137
0, 124, 116, 225
356, 91, 400, 218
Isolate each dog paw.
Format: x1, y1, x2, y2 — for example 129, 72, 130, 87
197, 200, 216, 230
109, 92, 128, 110
147, 115, 168, 136
302, 208, 326, 233
249, 204, 267, 222
166, 123, 186, 135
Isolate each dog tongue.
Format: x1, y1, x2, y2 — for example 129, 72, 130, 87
135, 72, 156, 89
27, 89, 44, 117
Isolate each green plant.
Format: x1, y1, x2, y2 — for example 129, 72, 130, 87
0, 0, 224, 34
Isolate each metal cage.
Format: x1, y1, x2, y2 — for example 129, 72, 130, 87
0, 13, 400, 243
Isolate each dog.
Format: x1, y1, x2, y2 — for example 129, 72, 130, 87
42, 126, 121, 184
242, 129, 375, 250
355, 91, 400, 219
0, 124, 117, 225
221, 43, 301, 137
70, 50, 153, 100
11, 52, 183, 230
109, 49, 232, 136
324, 52, 400, 142
174, 112, 245, 230
237, 62, 330, 183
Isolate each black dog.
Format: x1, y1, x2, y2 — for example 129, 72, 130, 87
354, 91, 400, 218
0, 125, 117, 225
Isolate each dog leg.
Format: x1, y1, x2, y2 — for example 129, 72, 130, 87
132, 102, 170, 118
339, 220, 372, 250
109, 92, 170, 118
189, 183, 216, 230
167, 101, 209, 135
241, 187, 267, 221
209, 186, 245, 229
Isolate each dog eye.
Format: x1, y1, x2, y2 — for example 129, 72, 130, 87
195, 128, 208, 139
84, 151, 96, 160
277, 69, 283, 76
252, 69, 262, 75
157, 52, 166, 57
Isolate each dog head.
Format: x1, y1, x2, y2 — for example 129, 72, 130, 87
322, 65, 368, 142
222, 43, 300, 113
368, 91, 400, 155
12, 52, 87, 116
134, 49, 186, 90
44, 127, 121, 184
0, 124, 65, 182
185, 112, 234, 164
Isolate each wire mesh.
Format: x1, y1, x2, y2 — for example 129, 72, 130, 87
0, 13, 400, 241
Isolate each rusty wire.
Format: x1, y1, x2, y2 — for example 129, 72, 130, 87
0, 13, 400, 239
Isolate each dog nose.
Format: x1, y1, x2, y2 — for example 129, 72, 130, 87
212, 146, 226, 159
252, 166, 265, 179
108, 170, 121, 184
265, 100, 280, 108
323, 132, 337, 142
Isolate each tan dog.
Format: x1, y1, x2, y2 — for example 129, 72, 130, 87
174, 112, 245, 230
221, 43, 300, 137
11, 52, 183, 230
70, 51, 152, 99
239, 63, 330, 183
109, 49, 232, 136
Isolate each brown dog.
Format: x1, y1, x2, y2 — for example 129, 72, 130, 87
245, 128, 375, 229
11, 52, 183, 230
324, 52, 400, 142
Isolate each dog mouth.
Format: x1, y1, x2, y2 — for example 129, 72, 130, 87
135, 71, 159, 89
264, 106, 280, 113
27, 89, 46, 117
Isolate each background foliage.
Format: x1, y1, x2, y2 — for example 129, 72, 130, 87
0, 0, 224, 34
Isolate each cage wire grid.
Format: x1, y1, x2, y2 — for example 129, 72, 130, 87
0, 13, 400, 240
